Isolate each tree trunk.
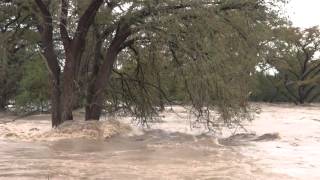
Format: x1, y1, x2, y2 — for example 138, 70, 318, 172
85, 49, 119, 120
85, 95, 103, 120
84, 73, 110, 121
85, 30, 103, 121
50, 77, 62, 127
34, 0, 103, 126
61, 52, 76, 122
84, 27, 131, 120
298, 86, 305, 104
0, 98, 6, 111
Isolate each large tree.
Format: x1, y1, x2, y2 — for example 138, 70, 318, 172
262, 27, 320, 104
30, 0, 104, 126
80, 0, 285, 128
1, 0, 286, 129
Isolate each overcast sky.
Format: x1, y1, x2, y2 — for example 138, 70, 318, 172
286, 0, 320, 28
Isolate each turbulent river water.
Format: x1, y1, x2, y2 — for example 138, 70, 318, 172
0, 104, 320, 180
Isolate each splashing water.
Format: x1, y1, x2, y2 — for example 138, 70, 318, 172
0, 103, 319, 179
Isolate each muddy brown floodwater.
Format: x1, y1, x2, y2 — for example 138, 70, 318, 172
0, 103, 320, 180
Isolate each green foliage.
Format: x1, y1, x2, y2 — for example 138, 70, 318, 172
0, 55, 23, 110
0, 0, 37, 110
250, 72, 288, 102
0, 34, 27, 111
15, 55, 50, 113
260, 27, 320, 104
1, 0, 289, 129
87, 0, 288, 130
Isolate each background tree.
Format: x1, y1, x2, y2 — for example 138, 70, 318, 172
261, 27, 320, 104
0, 1, 36, 111
250, 72, 288, 102
15, 55, 50, 113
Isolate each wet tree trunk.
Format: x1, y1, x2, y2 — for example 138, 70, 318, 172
60, 51, 76, 122
85, 94, 103, 121
0, 98, 6, 111
85, 26, 103, 121
298, 85, 306, 104
50, 77, 62, 127
85, 50, 118, 121
35, 0, 103, 126
85, 27, 131, 120
85, 26, 131, 120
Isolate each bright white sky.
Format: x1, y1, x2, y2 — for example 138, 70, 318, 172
286, 0, 320, 28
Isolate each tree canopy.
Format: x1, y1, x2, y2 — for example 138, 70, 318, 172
1, 0, 288, 130
258, 27, 320, 104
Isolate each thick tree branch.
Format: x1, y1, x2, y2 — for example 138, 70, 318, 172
60, 0, 70, 48
93, 27, 132, 95
73, 0, 104, 49
34, 0, 60, 78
